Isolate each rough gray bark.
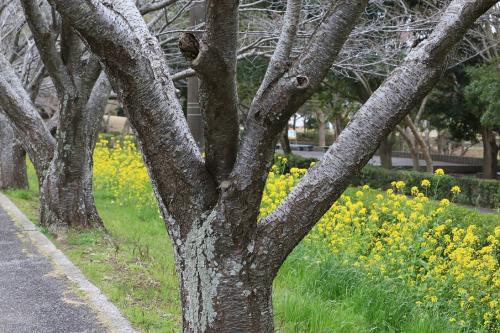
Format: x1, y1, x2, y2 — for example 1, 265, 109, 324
0, 113, 28, 189
47, 0, 217, 234
280, 126, 292, 155
180, 0, 240, 183
22, 0, 110, 231
0, 53, 54, 181
46, 0, 496, 331
40, 72, 111, 232
221, 0, 370, 252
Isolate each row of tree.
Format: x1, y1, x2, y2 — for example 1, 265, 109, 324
287, 57, 499, 177
0, 0, 498, 332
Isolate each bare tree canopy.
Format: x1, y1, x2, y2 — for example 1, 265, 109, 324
2, 0, 498, 331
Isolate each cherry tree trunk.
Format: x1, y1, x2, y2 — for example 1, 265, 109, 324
44, 0, 498, 330
175, 213, 274, 333
378, 136, 393, 169
39, 78, 109, 231
0, 114, 28, 189
40, 150, 101, 232
482, 127, 498, 179
280, 126, 292, 155
179, 265, 274, 332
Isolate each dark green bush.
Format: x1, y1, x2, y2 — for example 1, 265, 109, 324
275, 154, 499, 209
296, 131, 336, 146
274, 153, 316, 172
352, 165, 500, 209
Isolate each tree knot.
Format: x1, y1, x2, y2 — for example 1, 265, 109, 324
179, 33, 200, 62
295, 75, 309, 89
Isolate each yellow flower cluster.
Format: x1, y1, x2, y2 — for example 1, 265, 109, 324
92, 141, 498, 330
309, 185, 499, 331
93, 136, 155, 210
259, 165, 306, 218
261, 162, 498, 331
435, 168, 445, 176
451, 185, 461, 195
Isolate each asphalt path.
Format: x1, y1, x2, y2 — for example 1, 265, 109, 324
279, 149, 460, 167
0, 206, 106, 333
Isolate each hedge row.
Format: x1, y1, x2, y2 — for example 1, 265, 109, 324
353, 165, 499, 210
275, 154, 500, 209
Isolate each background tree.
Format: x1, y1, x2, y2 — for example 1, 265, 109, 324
0, 0, 111, 231
0, 113, 27, 189
464, 59, 500, 178
0, 0, 34, 189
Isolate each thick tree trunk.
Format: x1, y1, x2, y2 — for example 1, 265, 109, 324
39, 74, 110, 232
0, 114, 28, 189
175, 213, 274, 333
47, 0, 497, 331
279, 127, 292, 155
378, 136, 393, 169
482, 127, 498, 179
179, 268, 273, 333
40, 147, 101, 232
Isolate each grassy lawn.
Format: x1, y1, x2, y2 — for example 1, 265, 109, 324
4, 164, 498, 332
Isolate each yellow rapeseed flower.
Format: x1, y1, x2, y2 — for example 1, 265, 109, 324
451, 186, 461, 194
434, 168, 445, 176
395, 181, 405, 189
421, 179, 431, 188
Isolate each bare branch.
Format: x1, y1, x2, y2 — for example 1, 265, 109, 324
256, 0, 498, 272
180, 0, 240, 183
258, 0, 302, 94
216, 0, 369, 245
19, 0, 74, 97
48, 0, 217, 233
139, 0, 177, 15
0, 52, 54, 178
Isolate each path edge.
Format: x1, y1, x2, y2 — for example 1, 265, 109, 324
0, 192, 137, 333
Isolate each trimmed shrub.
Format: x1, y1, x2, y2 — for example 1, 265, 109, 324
277, 154, 499, 209
274, 153, 316, 172
352, 165, 500, 209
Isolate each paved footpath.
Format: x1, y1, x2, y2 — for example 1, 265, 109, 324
0, 206, 108, 332
0, 191, 142, 333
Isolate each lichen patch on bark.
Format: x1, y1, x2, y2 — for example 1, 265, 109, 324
182, 210, 219, 332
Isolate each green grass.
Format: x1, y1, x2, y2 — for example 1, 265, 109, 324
4, 164, 498, 332
274, 243, 456, 333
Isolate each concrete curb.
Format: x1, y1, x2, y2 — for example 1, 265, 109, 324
0, 192, 138, 333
